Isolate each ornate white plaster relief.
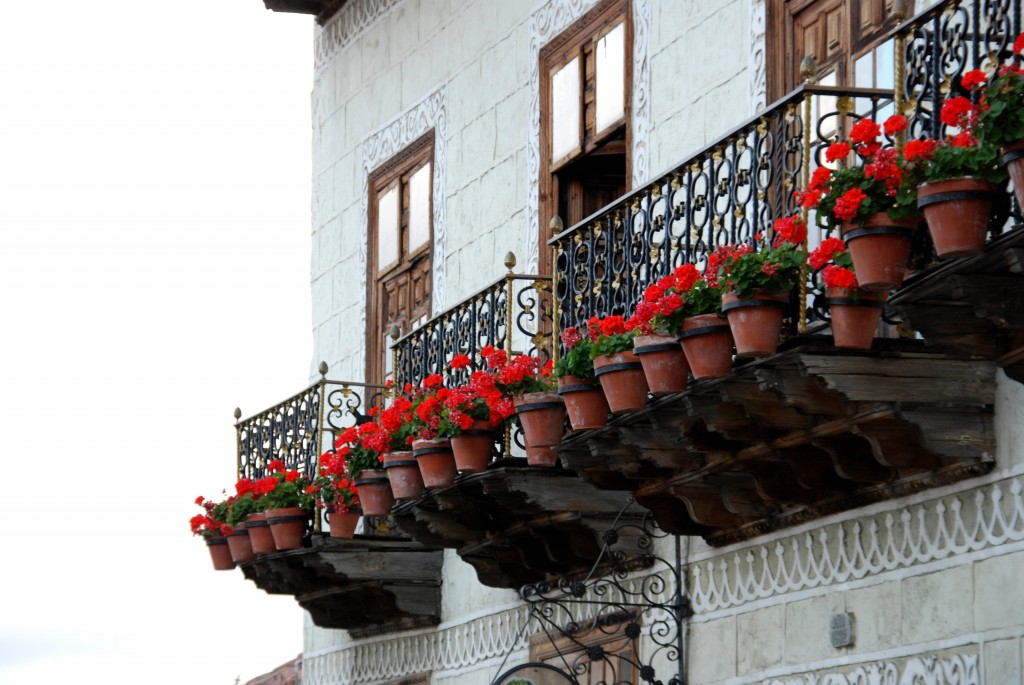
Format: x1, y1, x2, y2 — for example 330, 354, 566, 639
314, 0, 404, 74
526, 0, 651, 272
689, 471, 1024, 615
758, 652, 979, 685
358, 87, 447, 374
750, 0, 767, 112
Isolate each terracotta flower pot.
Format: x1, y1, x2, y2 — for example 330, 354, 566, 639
265, 506, 309, 551
450, 420, 495, 472
382, 450, 425, 500
356, 466, 395, 516
593, 350, 650, 413
525, 445, 560, 467
633, 334, 689, 395
556, 375, 610, 430
412, 438, 458, 488
1002, 140, 1024, 210
205, 536, 235, 571
678, 313, 734, 379
721, 290, 789, 358
826, 287, 887, 349
328, 511, 360, 539
225, 527, 255, 564
514, 391, 566, 448
242, 512, 276, 555
917, 178, 999, 259
354, 469, 396, 516
841, 212, 918, 291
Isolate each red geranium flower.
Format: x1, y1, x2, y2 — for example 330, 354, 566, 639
849, 118, 881, 144
825, 141, 851, 162
883, 114, 908, 136
961, 69, 988, 90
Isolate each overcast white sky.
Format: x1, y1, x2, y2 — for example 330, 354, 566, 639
0, 2, 318, 682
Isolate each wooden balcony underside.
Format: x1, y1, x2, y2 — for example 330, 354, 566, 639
392, 463, 650, 589
890, 228, 1024, 381
557, 341, 996, 547
240, 536, 443, 636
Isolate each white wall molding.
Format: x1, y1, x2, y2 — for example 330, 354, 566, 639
750, 0, 767, 112
526, 0, 651, 272
755, 651, 979, 685
358, 87, 448, 374
314, 0, 404, 74
690, 471, 1024, 615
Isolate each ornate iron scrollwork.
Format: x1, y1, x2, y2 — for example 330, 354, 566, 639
235, 378, 387, 481
496, 499, 690, 685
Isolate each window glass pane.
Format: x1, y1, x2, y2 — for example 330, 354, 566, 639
595, 22, 625, 132
854, 51, 873, 87
551, 57, 581, 162
377, 185, 399, 269
875, 39, 894, 90
408, 162, 431, 252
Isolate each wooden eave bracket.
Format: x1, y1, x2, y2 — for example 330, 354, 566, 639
557, 342, 997, 546
239, 535, 443, 633
391, 465, 649, 589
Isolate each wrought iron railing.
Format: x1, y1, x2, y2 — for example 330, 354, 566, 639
392, 253, 554, 389
899, 0, 1024, 141
549, 85, 892, 334
234, 364, 387, 482
548, 0, 1024, 336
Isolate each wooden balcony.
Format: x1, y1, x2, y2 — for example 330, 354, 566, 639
557, 337, 998, 547
392, 461, 650, 589
890, 228, 1024, 382
240, 534, 443, 637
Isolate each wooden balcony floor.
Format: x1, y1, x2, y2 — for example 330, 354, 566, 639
557, 339, 996, 546
240, 535, 443, 636
392, 462, 651, 589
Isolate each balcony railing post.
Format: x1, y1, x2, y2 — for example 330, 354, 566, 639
799, 56, 817, 334
892, 0, 909, 148
313, 361, 329, 533
234, 407, 243, 481
550, 215, 563, 363
503, 252, 517, 458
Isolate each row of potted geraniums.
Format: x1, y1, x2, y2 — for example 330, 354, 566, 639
191, 496, 234, 570
629, 266, 701, 394
375, 393, 425, 500
707, 215, 806, 357
587, 314, 650, 413
553, 323, 610, 431
334, 422, 395, 516
311, 449, 361, 538
407, 374, 461, 487
976, 33, 1024, 209
478, 345, 563, 467
809, 236, 887, 349
799, 114, 920, 290
911, 87, 1007, 259
445, 352, 514, 472
256, 459, 315, 551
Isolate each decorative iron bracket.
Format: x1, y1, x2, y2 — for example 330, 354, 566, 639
492, 498, 689, 685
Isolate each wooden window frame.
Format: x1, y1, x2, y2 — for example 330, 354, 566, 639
366, 132, 435, 386
539, 0, 632, 275
766, 0, 900, 100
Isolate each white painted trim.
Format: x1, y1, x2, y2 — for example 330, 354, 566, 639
689, 471, 1024, 615
314, 0, 404, 75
